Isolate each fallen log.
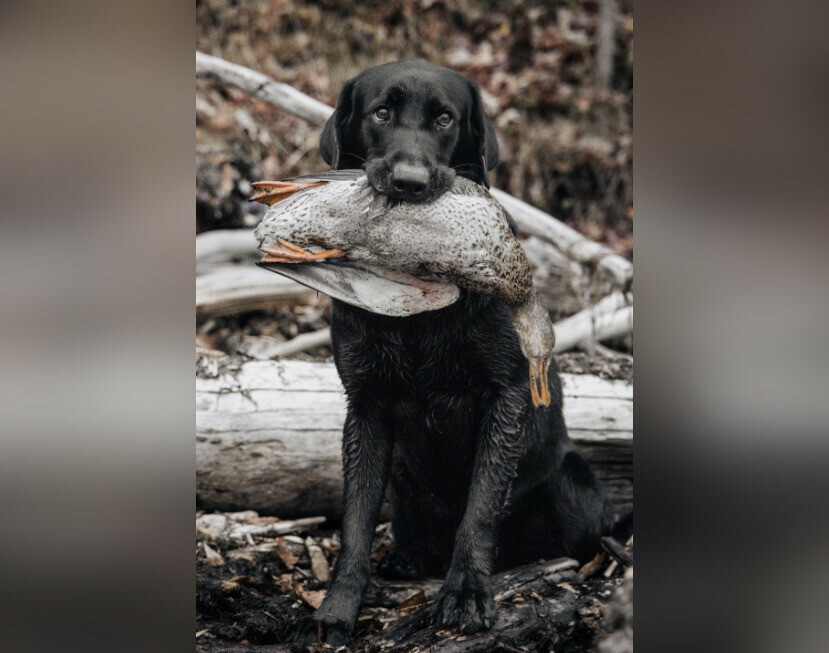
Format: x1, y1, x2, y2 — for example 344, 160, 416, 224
196, 228, 260, 275
553, 290, 633, 353
197, 358, 632, 518
492, 188, 632, 284
196, 264, 315, 317
266, 327, 331, 358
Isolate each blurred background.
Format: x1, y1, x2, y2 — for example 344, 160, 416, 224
2, 1, 829, 651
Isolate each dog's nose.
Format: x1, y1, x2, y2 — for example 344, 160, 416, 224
390, 163, 429, 196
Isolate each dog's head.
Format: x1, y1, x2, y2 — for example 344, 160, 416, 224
320, 60, 499, 203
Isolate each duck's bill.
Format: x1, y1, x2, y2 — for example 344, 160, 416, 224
257, 260, 460, 317
529, 360, 551, 408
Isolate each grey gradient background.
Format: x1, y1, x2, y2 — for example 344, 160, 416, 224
1, 1, 828, 651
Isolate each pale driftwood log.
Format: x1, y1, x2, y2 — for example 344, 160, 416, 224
196, 51, 334, 126
552, 290, 633, 353
194, 54, 632, 283
197, 229, 315, 316
491, 188, 632, 284
227, 516, 325, 539
197, 359, 632, 518
197, 264, 315, 317
196, 228, 260, 275
267, 327, 331, 358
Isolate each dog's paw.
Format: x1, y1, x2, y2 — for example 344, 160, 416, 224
430, 581, 496, 634
292, 614, 352, 648
378, 547, 425, 579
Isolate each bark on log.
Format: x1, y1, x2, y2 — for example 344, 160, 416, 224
197, 358, 632, 518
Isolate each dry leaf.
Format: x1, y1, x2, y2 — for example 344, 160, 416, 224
398, 590, 427, 611
295, 585, 326, 609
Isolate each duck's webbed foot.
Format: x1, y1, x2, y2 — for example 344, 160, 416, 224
261, 239, 345, 263
250, 180, 325, 206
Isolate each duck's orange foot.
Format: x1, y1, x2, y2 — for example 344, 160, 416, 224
261, 239, 346, 264
250, 180, 326, 206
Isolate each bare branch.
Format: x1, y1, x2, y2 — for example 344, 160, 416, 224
196, 51, 333, 126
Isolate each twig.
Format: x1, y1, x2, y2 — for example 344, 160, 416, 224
600, 535, 633, 567
305, 536, 331, 582
269, 327, 332, 359
228, 516, 326, 539
196, 51, 333, 126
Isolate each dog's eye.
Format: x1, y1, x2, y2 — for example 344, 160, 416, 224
436, 112, 453, 127
373, 107, 391, 122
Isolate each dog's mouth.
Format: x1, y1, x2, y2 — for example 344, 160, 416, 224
365, 160, 456, 204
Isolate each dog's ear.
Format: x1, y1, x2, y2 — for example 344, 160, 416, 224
456, 80, 499, 188
320, 78, 357, 170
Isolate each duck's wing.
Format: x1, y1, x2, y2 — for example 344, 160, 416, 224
257, 260, 459, 317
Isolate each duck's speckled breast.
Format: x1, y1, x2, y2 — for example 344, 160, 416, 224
255, 175, 531, 303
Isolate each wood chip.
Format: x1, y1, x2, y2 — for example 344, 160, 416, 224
578, 551, 606, 578
305, 537, 331, 582
276, 537, 300, 569
202, 542, 225, 566
225, 510, 260, 522
196, 513, 227, 539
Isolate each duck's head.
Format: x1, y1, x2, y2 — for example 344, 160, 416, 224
512, 299, 555, 408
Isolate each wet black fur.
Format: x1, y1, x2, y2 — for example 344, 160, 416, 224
293, 60, 616, 647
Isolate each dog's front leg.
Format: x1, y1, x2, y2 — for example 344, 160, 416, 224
293, 400, 392, 646
431, 384, 527, 633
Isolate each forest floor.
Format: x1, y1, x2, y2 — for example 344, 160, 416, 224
196, 510, 632, 652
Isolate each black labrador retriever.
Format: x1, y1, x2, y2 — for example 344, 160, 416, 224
294, 60, 617, 646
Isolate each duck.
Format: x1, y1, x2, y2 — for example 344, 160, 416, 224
251, 170, 555, 407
